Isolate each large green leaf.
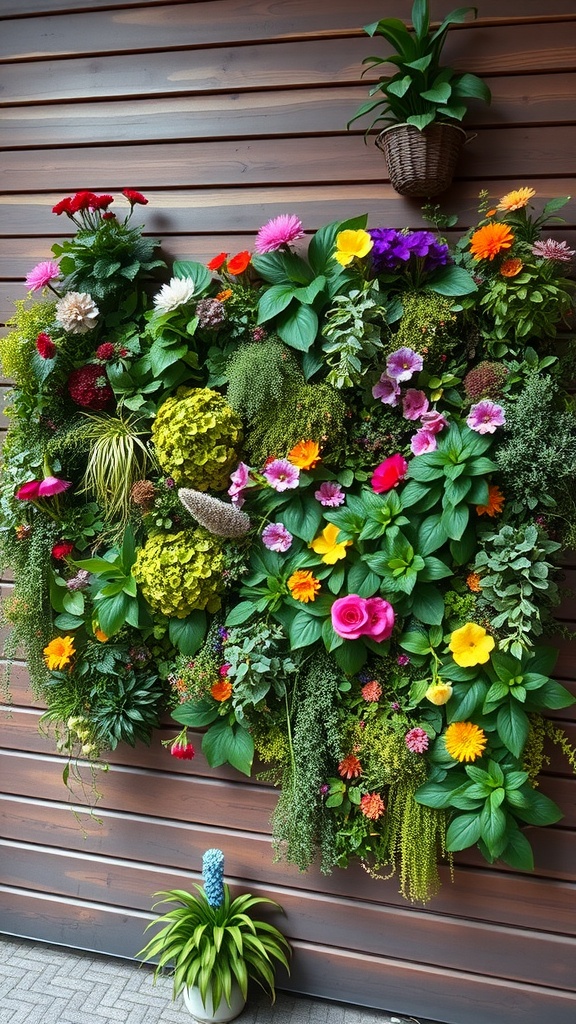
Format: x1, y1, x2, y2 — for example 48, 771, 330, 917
276, 303, 318, 351
94, 591, 132, 636
202, 719, 254, 776
496, 701, 530, 758
446, 811, 483, 852
169, 610, 207, 656
173, 259, 211, 295
288, 611, 323, 649
172, 698, 219, 728
257, 284, 297, 323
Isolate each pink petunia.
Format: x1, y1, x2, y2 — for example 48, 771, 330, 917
386, 347, 423, 383
228, 462, 251, 507
37, 476, 72, 497
372, 373, 400, 406
25, 260, 61, 292
254, 214, 305, 254
410, 429, 438, 456
371, 453, 408, 493
402, 388, 429, 421
314, 481, 345, 507
263, 458, 300, 492
420, 409, 448, 435
466, 400, 506, 434
261, 522, 293, 552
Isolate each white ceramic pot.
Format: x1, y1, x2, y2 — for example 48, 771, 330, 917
183, 982, 246, 1023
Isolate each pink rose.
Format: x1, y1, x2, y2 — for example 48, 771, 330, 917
363, 597, 395, 643
331, 595, 370, 640
371, 453, 408, 493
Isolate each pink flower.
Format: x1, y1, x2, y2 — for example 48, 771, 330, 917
37, 476, 72, 497
170, 740, 195, 760
371, 454, 408, 493
263, 458, 300, 492
331, 595, 370, 640
261, 522, 293, 552
402, 389, 429, 421
405, 727, 429, 754
410, 429, 437, 455
386, 347, 423, 383
363, 596, 395, 643
420, 409, 448, 434
254, 214, 304, 254
361, 680, 382, 702
532, 238, 575, 262
314, 481, 345, 507
466, 400, 506, 434
16, 480, 41, 501
228, 462, 251, 506
372, 373, 400, 406
36, 333, 56, 359
25, 260, 61, 291
397, 654, 410, 666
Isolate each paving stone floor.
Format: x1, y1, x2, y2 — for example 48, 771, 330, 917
0, 934, 435, 1024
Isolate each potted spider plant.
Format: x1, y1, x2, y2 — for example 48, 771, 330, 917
348, 0, 491, 196
138, 848, 291, 1023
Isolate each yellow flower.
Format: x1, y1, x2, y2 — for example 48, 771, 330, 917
310, 523, 352, 564
469, 222, 514, 261
43, 635, 75, 671
287, 439, 321, 469
333, 229, 373, 267
425, 681, 453, 706
449, 622, 495, 667
497, 187, 536, 212
445, 721, 487, 762
287, 569, 321, 603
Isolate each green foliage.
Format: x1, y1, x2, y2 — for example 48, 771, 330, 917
393, 290, 463, 371
133, 528, 224, 618
477, 260, 574, 344
226, 339, 303, 420
52, 219, 164, 305
245, 382, 347, 466
78, 413, 153, 534
0, 298, 57, 391
321, 281, 388, 388
151, 386, 243, 490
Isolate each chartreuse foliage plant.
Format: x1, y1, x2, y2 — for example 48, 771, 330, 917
1, 184, 575, 903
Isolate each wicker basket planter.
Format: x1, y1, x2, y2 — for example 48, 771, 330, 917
376, 122, 467, 197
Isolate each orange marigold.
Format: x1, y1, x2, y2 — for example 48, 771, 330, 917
287, 439, 321, 470
469, 223, 514, 261
445, 721, 487, 762
476, 483, 505, 517
497, 187, 536, 212
338, 753, 362, 779
466, 572, 482, 593
211, 679, 233, 702
360, 792, 386, 820
287, 569, 321, 603
216, 288, 232, 301
500, 257, 524, 278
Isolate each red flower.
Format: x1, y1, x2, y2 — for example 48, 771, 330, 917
338, 753, 362, 780
16, 480, 41, 501
122, 189, 148, 206
92, 194, 114, 210
360, 792, 386, 821
52, 197, 73, 215
95, 342, 116, 361
70, 191, 98, 213
36, 332, 56, 359
226, 251, 251, 275
207, 252, 228, 272
371, 453, 408, 493
52, 541, 74, 560
170, 740, 195, 760
102, 212, 116, 221
68, 364, 114, 410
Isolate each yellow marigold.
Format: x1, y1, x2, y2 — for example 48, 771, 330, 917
43, 635, 75, 671
469, 222, 514, 261
476, 483, 505, 517
497, 187, 536, 212
287, 439, 321, 470
425, 681, 453, 706
216, 288, 232, 301
333, 229, 373, 267
211, 679, 233, 702
310, 523, 352, 565
466, 571, 482, 593
500, 257, 524, 278
445, 721, 487, 762
449, 622, 495, 667
287, 569, 321, 603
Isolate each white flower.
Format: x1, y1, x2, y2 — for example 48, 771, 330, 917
153, 276, 195, 313
55, 292, 99, 334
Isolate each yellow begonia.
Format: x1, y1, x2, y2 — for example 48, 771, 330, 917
449, 622, 495, 667
310, 523, 352, 564
333, 229, 373, 267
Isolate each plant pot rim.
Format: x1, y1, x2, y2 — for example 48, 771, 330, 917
376, 121, 468, 140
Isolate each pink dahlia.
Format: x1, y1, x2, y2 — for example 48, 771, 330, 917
261, 522, 293, 552
263, 458, 300, 492
254, 214, 304, 254
405, 727, 429, 754
466, 400, 506, 434
314, 481, 345, 507
25, 260, 61, 292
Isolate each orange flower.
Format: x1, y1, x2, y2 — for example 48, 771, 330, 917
445, 721, 487, 762
216, 288, 232, 301
469, 223, 514, 261
500, 257, 524, 278
361, 680, 382, 702
287, 569, 321, 603
94, 628, 109, 643
43, 635, 75, 670
226, 250, 251, 275
466, 572, 482, 593
338, 753, 362, 779
211, 679, 233, 702
486, 208, 497, 217
287, 439, 321, 470
360, 792, 385, 820
476, 483, 505, 517
497, 187, 536, 212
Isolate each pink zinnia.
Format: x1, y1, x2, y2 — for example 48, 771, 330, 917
261, 522, 293, 552
532, 238, 575, 262
402, 388, 429, 421
372, 373, 400, 406
263, 458, 300, 492
37, 476, 72, 497
25, 260, 61, 292
410, 429, 437, 456
314, 481, 345, 507
254, 214, 304, 254
405, 727, 429, 754
466, 400, 506, 434
386, 347, 423, 383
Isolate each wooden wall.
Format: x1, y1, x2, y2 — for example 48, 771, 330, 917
1, 3, 576, 1023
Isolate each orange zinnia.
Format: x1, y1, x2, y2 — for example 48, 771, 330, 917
287, 569, 321, 603
287, 439, 321, 470
211, 679, 233, 702
500, 257, 524, 278
226, 250, 251, 275
469, 223, 514, 261
497, 187, 536, 212
476, 483, 505, 517
338, 753, 362, 779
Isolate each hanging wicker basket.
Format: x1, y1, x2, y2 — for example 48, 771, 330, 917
375, 122, 467, 198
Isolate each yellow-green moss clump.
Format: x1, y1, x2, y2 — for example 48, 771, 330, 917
151, 386, 243, 490
133, 528, 224, 617
0, 298, 57, 390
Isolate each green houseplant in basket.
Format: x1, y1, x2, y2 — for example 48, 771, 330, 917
138, 848, 291, 1023
348, 0, 491, 196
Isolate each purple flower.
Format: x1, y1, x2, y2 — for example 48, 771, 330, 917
372, 373, 400, 406
263, 458, 300, 492
314, 481, 345, 507
228, 461, 251, 506
402, 388, 429, 421
420, 409, 448, 435
37, 475, 71, 496
397, 654, 410, 666
466, 400, 506, 434
386, 347, 423, 383
531, 238, 575, 262
25, 259, 61, 291
368, 228, 450, 275
254, 214, 304, 254
66, 569, 91, 592
261, 522, 293, 552
411, 429, 438, 456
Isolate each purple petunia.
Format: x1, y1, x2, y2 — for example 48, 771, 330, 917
466, 400, 506, 434
372, 373, 400, 406
402, 388, 429, 421
386, 347, 423, 383
261, 522, 293, 552
314, 481, 345, 507
228, 461, 251, 507
368, 227, 451, 275
263, 458, 300, 492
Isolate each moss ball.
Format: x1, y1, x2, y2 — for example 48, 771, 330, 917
133, 528, 224, 617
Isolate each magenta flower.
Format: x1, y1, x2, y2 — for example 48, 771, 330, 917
386, 347, 423, 383
466, 400, 506, 434
37, 476, 72, 497
314, 481, 345, 507
372, 373, 400, 406
228, 462, 251, 506
405, 727, 429, 754
420, 409, 448, 435
531, 238, 575, 262
254, 215, 305, 254
397, 654, 410, 666
16, 480, 42, 501
25, 260, 61, 292
371, 453, 408, 493
261, 522, 293, 552
402, 389, 429, 421
363, 596, 395, 643
263, 458, 300, 492
331, 595, 370, 640
410, 429, 438, 456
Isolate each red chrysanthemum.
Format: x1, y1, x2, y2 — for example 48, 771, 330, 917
52, 197, 73, 216
91, 194, 114, 210
36, 332, 56, 359
338, 753, 362, 779
122, 189, 148, 206
52, 541, 74, 560
360, 792, 386, 821
70, 191, 98, 213
67, 364, 114, 410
